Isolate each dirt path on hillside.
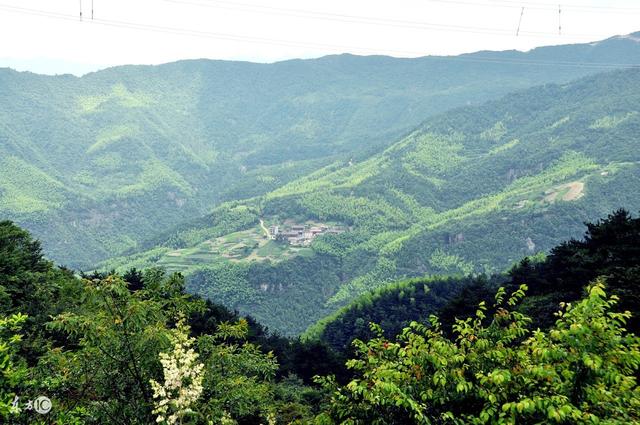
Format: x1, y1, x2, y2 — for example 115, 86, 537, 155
259, 219, 270, 238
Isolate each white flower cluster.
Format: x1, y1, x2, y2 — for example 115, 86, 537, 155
150, 319, 204, 425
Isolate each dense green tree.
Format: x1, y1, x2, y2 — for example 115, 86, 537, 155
0, 221, 81, 363
308, 276, 481, 353
33, 272, 321, 424
317, 282, 640, 424
509, 208, 640, 331
0, 313, 28, 421
43, 274, 186, 423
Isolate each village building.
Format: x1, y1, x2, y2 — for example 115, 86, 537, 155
273, 222, 346, 246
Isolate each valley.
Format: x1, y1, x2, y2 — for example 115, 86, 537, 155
99, 68, 640, 334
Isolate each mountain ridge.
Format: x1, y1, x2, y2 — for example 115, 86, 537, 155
5, 28, 640, 78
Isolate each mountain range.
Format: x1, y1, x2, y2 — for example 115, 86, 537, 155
1, 33, 639, 269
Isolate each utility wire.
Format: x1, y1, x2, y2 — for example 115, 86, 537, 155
0, 2, 638, 70
163, 0, 621, 39
165, 0, 532, 37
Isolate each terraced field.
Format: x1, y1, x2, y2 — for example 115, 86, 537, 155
153, 225, 312, 273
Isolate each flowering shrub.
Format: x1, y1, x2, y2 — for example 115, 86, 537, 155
150, 318, 204, 425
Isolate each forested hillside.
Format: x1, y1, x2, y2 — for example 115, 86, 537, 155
1, 216, 638, 424
307, 210, 640, 353
2, 33, 640, 268
103, 67, 640, 335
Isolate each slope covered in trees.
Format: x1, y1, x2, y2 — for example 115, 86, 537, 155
2, 33, 640, 268
102, 66, 640, 335
313, 212, 640, 423
309, 210, 640, 353
1, 219, 638, 424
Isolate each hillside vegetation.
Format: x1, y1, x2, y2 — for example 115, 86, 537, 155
102, 67, 640, 335
2, 33, 640, 267
308, 210, 640, 353
1, 216, 638, 424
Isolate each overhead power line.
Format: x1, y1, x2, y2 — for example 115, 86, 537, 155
0, 2, 638, 70
163, 0, 625, 39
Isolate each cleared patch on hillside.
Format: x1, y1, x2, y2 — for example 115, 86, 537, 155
548, 116, 570, 130
78, 84, 154, 113
589, 111, 638, 129
117, 161, 193, 196
489, 138, 519, 155
87, 125, 139, 154
544, 181, 585, 203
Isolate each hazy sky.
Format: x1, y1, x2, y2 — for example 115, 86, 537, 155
1, 0, 639, 75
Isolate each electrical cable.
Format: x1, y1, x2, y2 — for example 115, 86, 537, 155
0, 2, 638, 70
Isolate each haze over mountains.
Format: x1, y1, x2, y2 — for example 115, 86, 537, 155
1, 32, 639, 270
